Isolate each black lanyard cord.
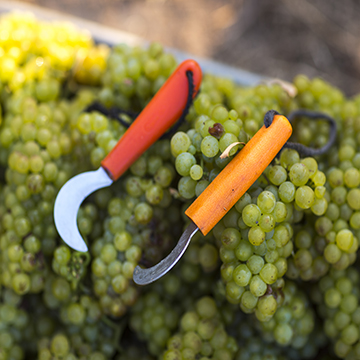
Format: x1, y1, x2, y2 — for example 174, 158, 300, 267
264, 109, 337, 157
83, 70, 195, 140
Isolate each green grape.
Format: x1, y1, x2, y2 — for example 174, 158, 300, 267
200, 136, 218, 158
219, 133, 239, 155
336, 229, 354, 252
328, 168, 344, 188
242, 204, 261, 227
178, 176, 196, 199
279, 181, 296, 203
280, 149, 300, 169
233, 264, 252, 287
273, 202, 287, 222
274, 323, 293, 345
257, 191, 276, 214
273, 225, 290, 247
211, 106, 228, 123
259, 263, 278, 284
195, 180, 209, 197
301, 157, 318, 178
235, 240, 253, 261
259, 214, 275, 232
247, 255, 264, 274
221, 228, 241, 250
324, 244, 342, 264
189, 165, 203, 181
175, 152, 196, 176
249, 275, 267, 297
248, 226, 265, 246
171, 132, 191, 156
268, 165, 287, 185
235, 192, 251, 213
51, 334, 70, 357
289, 163, 310, 186
311, 197, 328, 216
134, 203, 153, 224
347, 189, 360, 210
295, 186, 315, 209
344, 168, 360, 188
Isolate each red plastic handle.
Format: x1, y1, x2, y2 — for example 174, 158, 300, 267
101, 60, 202, 181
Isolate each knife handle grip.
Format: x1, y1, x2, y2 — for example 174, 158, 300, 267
101, 59, 202, 181
185, 115, 292, 236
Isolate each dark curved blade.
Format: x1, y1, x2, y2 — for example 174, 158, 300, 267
133, 221, 199, 285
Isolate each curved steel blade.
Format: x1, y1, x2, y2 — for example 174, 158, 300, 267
54, 167, 113, 252
133, 221, 199, 285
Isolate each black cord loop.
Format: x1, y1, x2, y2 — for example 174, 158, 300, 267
264, 110, 279, 128
263, 109, 337, 157
84, 101, 138, 128
83, 70, 195, 139
160, 70, 195, 139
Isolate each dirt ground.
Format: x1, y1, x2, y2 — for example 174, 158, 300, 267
20, 0, 360, 96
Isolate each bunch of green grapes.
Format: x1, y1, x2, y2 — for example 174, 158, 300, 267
233, 315, 327, 360
151, 240, 221, 315
310, 166, 360, 271
72, 109, 125, 170
130, 292, 180, 356
217, 187, 292, 322
285, 325, 329, 360
51, 245, 91, 289
170, 104, 246, 200
286, 226, 330, 281
99, 42, 177, 110
287, 77, 360, 277
228, 81, 296, 135
271, 149, 327, 215
270, 149, 330, 281
126, 257, 220, 358
311, 267, 360, 360
0, 289, 29, 360
73, 44, 110, 86
31, 292, 120, 360
0, 87, 101, 297
36, 322, 118, 360
214, 151, 324, 320
294, 75, 351, 123
232, 316, 287, 360
320, 87, 360, 269
0, 12, 98, 95
162, 296, 238, 360
88, 159, 181, 317
4, 9, 360, 360
234, 334, 286, 360
181, 238, 219, 274
258, 281, 315, 348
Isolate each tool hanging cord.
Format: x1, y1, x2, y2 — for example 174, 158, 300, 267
84, 101, 138, 128
264, 109, 337, 157
85, 78, 337, 157
161, 70, 194, 139
83, 70, 195, 139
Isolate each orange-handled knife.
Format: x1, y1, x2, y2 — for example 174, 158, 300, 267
54, 60, 202, 252
133, 114, 292, 285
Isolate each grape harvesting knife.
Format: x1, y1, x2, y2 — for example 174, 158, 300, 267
54, 60, 202, 252
133, 114, 293, 285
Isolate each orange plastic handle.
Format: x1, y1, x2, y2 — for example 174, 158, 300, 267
101, 59, 202, 181
185, 115, 292, 235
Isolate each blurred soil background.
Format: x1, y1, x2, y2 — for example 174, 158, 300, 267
15, 0, 360, 95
